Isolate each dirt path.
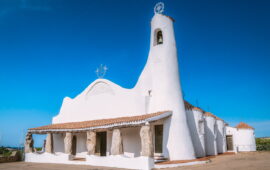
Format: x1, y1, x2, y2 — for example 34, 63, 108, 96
166, 151, 270, 170
0, 152, 269, 170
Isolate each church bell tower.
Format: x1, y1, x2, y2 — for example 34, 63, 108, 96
136, 2, 196, 160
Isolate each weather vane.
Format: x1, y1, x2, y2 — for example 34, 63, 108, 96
154, 2, 165, 14
95, 64, 108, 79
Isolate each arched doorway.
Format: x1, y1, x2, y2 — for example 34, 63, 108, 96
71, 135, 77, 155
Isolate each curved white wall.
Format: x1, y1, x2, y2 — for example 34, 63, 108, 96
138, 14, 195, 160
204, 116, 217, 156
52, 13, 196, 161
53, 79, 146, 123
216, 120, 226, 153
225, 126, 256, 152
235, 129, 256, 152
186, 109, 206, 158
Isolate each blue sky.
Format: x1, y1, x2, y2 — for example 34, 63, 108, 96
0, 0, 270, 147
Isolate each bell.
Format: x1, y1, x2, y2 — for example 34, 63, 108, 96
158, 36, 163, 44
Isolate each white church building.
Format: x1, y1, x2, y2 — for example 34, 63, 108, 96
24, 3, 256, 170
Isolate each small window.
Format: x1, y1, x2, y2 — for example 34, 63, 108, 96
154, 29, 163, 46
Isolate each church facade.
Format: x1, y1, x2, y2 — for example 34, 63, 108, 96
24, 3, 256, 170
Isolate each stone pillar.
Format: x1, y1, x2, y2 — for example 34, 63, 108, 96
64, 132, 72, 154
86, 131, 96, 155
111, 129, 123, 155
24, 133, 34, 153
45, 133, 53, 153
140, 125, 153, 157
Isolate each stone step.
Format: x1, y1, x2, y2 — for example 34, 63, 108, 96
154, 155, 168, 163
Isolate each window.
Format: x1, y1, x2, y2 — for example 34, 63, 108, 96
154, 29, 163, 46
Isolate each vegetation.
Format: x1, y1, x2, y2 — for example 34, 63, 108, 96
35, 147, 42, 151
256, 138, 270, 151
0, 146, 12, 157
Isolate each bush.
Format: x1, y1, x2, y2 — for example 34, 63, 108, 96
35, 147, 42, 151
0, 147, 12, 157
256, 138, 270, 151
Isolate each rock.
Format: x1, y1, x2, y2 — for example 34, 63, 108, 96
86, 131, 96, 155
64, 132, 72, 154
140, 125, 153, 157
111, 129, 123, 155
24, 133, 34, 153
45, 133, 53, 153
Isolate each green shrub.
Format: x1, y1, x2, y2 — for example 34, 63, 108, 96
35, 147, 42, 151
256, 138, 270, 151
0, 147, 12, 156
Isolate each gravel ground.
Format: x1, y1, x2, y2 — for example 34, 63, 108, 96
0, 151, 269, 170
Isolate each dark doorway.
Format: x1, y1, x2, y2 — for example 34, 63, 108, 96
95, 132, 107, 156
71, 135, 77, 155
155, 125, 163, 153
226, 135, 233, 151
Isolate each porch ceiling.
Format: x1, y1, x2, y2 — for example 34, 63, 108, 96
28, 111, 172, 134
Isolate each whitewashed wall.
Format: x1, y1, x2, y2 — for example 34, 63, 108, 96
53, 80, 146, 123
51, 13, 196, 161
225, 126, 237, 152
186, 109, 206, 158
216, 120, 226, 153
235, 129, 256, 151
53, 134, 65, 153
135, 13, 195, 161
204, 116, 217, 156
226, 126, 256, 152
75, 133, 87, 157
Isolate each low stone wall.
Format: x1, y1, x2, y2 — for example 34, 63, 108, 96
0, 151, 20, 163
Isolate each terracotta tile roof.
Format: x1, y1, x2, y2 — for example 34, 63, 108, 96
28, 111, 172, 133
235, 122, 254, 130
184, 100, 205, 113
203, 112, 224, 121
204, 112, 216, 118
184, 100, 193, 110
192, 107, 203, 112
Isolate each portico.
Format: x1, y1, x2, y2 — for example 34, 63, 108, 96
25, 111, 171, 170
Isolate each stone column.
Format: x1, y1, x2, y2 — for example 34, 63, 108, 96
45, 133, 53, 153
64, 132, 72, 154
86, 131, 96, 155
140, 125, 153, 157
111, 129, 123, 155
24, 133, 34, 153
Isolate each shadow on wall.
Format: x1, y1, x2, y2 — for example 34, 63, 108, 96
204, 124, 216, 156
216, 130, 224, 153
186, 112, 205, 158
